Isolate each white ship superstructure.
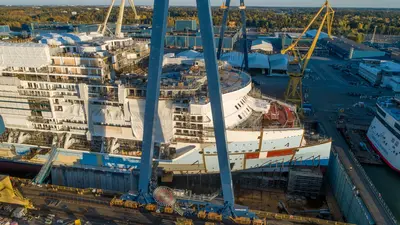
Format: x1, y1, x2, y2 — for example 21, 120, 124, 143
367, 96, 400, 172
0, 34, 331, 174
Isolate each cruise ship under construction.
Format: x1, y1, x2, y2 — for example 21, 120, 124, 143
0, 33, 332, 188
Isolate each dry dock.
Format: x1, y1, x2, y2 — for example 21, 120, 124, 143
0, 177, 356, 225
334, 146, 396, 225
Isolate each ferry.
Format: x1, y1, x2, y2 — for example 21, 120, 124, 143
367, 96, 400, 172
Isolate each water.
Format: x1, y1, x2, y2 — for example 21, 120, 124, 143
364, 164, 400, 221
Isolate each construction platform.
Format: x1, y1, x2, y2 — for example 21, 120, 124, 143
0, 177, 356, 225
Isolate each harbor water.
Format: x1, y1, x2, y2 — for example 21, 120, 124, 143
363, 164, 400, 221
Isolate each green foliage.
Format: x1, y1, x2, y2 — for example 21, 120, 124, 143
347, 31, 365, 43
0, 6, 399, 36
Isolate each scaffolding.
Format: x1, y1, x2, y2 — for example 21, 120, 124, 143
287, 168, 323, 197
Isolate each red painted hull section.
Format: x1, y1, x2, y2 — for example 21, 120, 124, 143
366, 136, 400, 173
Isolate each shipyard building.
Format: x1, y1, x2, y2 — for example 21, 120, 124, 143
127, 19, 240, 51
0, 25, 11, 37
324, 37, 385, 59
251, 39, 274, 54
164, 27, 240, 50
392, 50, 400, 62
174, 20, 197, 31
358, 59, 400, 92
280, 32, 330, 57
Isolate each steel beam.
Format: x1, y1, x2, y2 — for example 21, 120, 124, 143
240, 0, 249, 71
196, 0, 235, 207
100, 0, 116, 35
115, 0, 126, 38
216, 0, 231, 59
127, 0, 139, 19
137, 0, 170, 194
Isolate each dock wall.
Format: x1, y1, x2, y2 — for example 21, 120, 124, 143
51, 165, 138, 193
327, 150, 375, 225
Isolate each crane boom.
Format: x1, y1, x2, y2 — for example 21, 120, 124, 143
99, 0, 139, 37
115, 0, 126, 38
127, 0, 139, 20
239, 0, 249, 71
281, 0, 333, 55
281, 0, 334, 107
99, 0, 116, 35
301, 8, 333, 74
216, 0, 249, 72
217, 0, 231, 59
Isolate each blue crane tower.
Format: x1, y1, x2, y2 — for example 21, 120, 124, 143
217, 0, 249, 71
134, 0, 253, 219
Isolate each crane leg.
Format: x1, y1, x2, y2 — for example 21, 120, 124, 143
196, 0, 235, 213
100, 0, 116, 35
128, 0, 139, 20
284, 75, 303, 106
216, 0, 231, 59
137, 0, 170, 195
115, 0, 126, 37
239, 0, 249, 71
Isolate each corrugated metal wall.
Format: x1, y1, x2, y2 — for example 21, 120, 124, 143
327, 151, 375, 225
51, 166, 138, 193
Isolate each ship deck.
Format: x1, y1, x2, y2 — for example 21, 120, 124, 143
377, 96, 400, 121
219, 69, 251, 94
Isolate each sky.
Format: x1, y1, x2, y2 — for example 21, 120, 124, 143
1, 0, 400, 8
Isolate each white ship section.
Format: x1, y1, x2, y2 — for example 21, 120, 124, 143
0, 37, 332, 174
367, 96, 400, 172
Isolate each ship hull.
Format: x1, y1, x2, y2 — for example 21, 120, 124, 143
366, 136, 399, 172
0, 140, 332, 176
0, 158, 42, 178
367, 117, 400, 172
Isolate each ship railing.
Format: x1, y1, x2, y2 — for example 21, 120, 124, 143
53, 52, 107, 59
174, 125, 200, 130
347, 148, 398, 225
230, 124, 303, 132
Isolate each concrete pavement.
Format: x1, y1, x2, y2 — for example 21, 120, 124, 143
255, 55, 397, 224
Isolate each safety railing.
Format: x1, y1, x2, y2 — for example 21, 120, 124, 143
346, 148, 398, 225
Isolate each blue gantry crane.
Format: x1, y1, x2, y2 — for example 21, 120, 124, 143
216, 0, 231, 59
217, 0, 249, 71
124, 0, 256, 221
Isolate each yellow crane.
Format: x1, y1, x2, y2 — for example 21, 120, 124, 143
281, 0, 334, 107
98, 0, 140, 37
0, 176, 33, 209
